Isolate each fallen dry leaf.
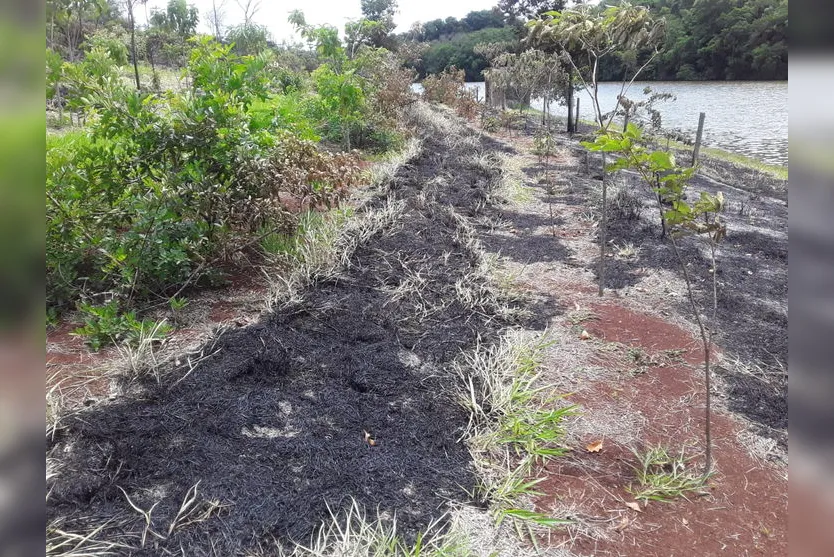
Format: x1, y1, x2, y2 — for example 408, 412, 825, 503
580, 329, 592, 340
586, 440, 603, 453
614, 515, 630, 531
624, 501, 642, 513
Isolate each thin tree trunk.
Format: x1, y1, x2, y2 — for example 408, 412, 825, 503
656, 193, 667, 238
566, 66, 574, 133
127, 1, 141, 90
57, 83, 63, 125
598, 152, 607, 296
669, 235, 714, 477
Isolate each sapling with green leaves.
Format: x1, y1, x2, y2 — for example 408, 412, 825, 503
585, 123, 690, 239
527, 3, 665, 295
534, 129, 558, 236
584, 123, 726, 477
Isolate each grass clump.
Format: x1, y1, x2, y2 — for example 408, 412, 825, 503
627, 446, 710, 503
46, 519, 130, 557
277, 499, 464, 557
455, 331, 575, 531
696, 145, 787, 180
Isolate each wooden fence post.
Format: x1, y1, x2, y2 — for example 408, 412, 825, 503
692, 112, 706, 166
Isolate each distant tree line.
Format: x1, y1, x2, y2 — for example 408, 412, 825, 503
400, 0, 787, 82
46, 0, 787, 86
601, 0, 788, 80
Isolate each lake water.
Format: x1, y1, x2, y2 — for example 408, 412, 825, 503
456, 81, 788, 166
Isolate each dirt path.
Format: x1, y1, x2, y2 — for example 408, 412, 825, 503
46, 106, 787, 556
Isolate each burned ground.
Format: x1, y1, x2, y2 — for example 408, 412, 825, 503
46, 108, 789, 556
46, 106, 560, 554
518, 138, 788, 448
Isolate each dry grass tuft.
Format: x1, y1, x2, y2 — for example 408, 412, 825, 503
275, 499, 462, 557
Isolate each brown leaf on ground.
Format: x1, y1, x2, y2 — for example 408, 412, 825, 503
625, 501, 642, 513
586, 440, 603, 453
363, 430, 377, 446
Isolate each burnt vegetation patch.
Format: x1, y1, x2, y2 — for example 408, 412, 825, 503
46, 106, 554, 554
505, 127, 787, 450
575, 148, 788, 446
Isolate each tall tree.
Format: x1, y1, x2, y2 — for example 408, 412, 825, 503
235, 0, 260, 26
149, 0, 198, 37
48, 0, 112, 61
528, 2, 664, 296
208, 0, 227, 41
498, 0, 566, 22
359, 0, 397, 48
124, 0, 140, 88
360, 0, 397, 22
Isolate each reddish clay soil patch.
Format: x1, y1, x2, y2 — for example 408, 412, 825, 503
537, 302, 787, 556
585, 303, 705, 365
46, 323, 113, 399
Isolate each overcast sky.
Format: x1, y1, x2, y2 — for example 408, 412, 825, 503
140, 0, 501, 43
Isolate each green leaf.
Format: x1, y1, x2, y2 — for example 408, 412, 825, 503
649, 150, 673, 170
502, 509, 573, 527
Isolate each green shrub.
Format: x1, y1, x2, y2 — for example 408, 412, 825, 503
311, 63, 366, 149
74, 300, 172, 351
482, 116, 500, 132
47, 37, 364, 315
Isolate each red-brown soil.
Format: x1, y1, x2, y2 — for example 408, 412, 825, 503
485, 123, 787, 556
536, 303, 786, 556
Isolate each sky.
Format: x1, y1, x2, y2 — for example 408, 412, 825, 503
141, 0, 501, 43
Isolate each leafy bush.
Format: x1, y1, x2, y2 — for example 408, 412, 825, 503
310, 63, 366, 149
482, 116, 500, 132
47, 38, 364, 314
82, 29, 130, 66
422, 67, 479, 119
74, 300, 172, 351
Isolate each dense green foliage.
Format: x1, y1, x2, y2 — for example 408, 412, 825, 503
46, 19, 414, 334
398, 9, 519, 81
408, 0, 787, 82
47, 40, 354, 311
421, 27, 518, 82
599, 0, 788, 80
405, 9, 508, 42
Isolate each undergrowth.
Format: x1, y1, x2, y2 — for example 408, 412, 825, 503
455, 331, 576, 533
627, 446, 710, 503
47, 36, 415, 341
274, 500, 464, 557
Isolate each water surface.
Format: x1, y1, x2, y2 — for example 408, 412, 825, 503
459, 81, 787, 166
